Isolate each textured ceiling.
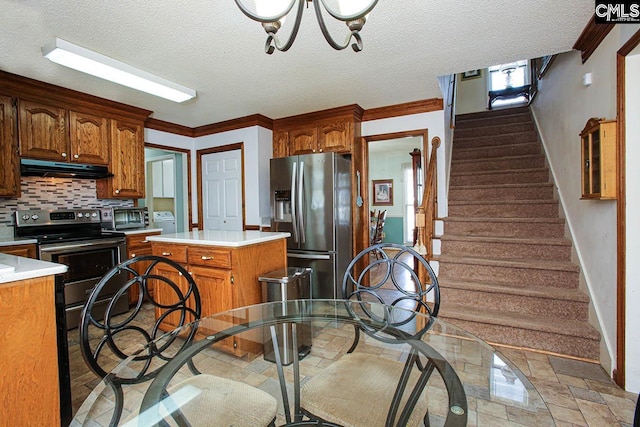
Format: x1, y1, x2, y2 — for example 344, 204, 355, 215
0, 0, 593, 128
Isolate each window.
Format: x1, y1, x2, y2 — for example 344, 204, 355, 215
403, 163, 415, 244
488, 60, 529, 107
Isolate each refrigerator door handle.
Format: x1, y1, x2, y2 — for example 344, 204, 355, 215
288, 253, 331, 260
291, 161, 299, 243
298, 161, 306, 244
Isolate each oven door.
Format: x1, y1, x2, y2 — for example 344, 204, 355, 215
39, 237, 128, 329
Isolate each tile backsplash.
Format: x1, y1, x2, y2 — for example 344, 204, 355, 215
0, 177, 134, 228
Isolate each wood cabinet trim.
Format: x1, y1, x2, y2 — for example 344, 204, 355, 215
0, 70, 151, 121
362, 98, 444, 122
273, 104, 364, 130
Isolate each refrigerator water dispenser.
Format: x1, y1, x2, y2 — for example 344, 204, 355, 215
273, 190, 292, 222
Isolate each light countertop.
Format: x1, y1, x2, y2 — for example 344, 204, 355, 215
103, 228, 163, 236
0, 236, 38, 247
147, 230, 290, 248
0, 254, 67, 284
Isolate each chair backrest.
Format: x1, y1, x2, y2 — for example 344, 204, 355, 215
342, 243, 440, 328
371, 210, 387, 245
79, 255, 202, 383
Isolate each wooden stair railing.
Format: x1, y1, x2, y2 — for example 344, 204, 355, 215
415, 136, 440, 266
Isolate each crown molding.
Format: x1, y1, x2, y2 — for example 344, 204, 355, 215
573, 15, 615, 63
0, 69, 152, 120
362, 98, 443, 122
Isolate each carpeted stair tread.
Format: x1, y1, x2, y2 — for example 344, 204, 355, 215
438, 278, 589, 302
453, 131, 539, 147
455, 112, 532, 129
448, 199, 557, 206
451, 153, 545, 167
444, 216, 564, 224
440, 234, 571, 247
451, 167, 548, 177
452, 142, 542, 160
456, 106, 530, 121
439, 303, 600, 341
449, 182, 554, 191
435, 254, 580, 273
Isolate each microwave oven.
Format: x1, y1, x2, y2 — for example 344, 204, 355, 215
101, 207, 148, 230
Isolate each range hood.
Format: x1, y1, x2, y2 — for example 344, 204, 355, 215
20, 159, 113, 179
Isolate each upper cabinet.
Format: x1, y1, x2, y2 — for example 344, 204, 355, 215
18, 99, 68, 161
18, 100, 110, 166
97, 119, 145, 199
0, 70, 152, 199
580, 117, 617, 200
69, 110, 110, 165
0, 95, 20, 197
151, 158, 175, 198
273, 105, 363, 158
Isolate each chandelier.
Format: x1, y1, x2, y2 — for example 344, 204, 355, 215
234, 0, 378, 54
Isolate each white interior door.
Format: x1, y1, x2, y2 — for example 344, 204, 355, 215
202, 150, 242, 231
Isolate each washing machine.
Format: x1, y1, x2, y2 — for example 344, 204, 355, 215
153, 211, 176, 234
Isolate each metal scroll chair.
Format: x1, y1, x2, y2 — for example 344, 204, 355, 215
79, 255, 277, 427
298, 243, 441, 426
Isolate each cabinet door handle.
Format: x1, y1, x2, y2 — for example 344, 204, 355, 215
115, 189, 121, 194
131, 253, 136, 258
61, 152, 67, 158
201, 256, 214, 260
73, 154, 79, 159
141, 240, 149, 243
162, 252, 172, 256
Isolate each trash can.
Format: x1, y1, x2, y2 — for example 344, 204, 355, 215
259, 267, 312, 365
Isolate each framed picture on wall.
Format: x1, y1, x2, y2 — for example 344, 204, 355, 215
462, 69, 481, 80
372, 179, 393, 206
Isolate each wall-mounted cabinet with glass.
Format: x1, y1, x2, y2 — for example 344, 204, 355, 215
580, 117, 617, 200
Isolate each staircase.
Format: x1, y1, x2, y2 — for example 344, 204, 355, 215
436, 106, 601, 360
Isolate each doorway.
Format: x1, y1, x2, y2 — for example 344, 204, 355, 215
197, 144, 244, 231
357, 130, 428, 255
616, 30, 640, 390
141, 145, 191, 233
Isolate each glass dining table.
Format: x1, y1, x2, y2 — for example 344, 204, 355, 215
71, 299, 555, 426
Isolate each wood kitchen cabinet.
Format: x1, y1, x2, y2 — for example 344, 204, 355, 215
18, 99, 68, 161
18, 101, 111, 166
273, 105, 363, 158
0, 244, 37, 259
0, 275, 61, 425
69, 110, 110, 165
580, 117, 617, 200
97, 118, 145, 199
273, 129, 289, 158
290, 126, 318, 155
125, 231, 161, 305
150, 238, 286, 356
0, 95, 20, 197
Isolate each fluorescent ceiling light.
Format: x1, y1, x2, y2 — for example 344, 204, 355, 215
42, 38, 196, 103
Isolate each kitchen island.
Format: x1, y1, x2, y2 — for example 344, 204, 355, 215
0, 254, 68, 425
147, 230, 290, 356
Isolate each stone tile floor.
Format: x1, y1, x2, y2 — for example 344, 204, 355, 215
68, 303, 639, 426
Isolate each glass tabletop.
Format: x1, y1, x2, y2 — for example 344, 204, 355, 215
71, 299, 555, 426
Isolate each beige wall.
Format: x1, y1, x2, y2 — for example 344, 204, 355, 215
532, 25, 639, 384
455, 71, 488, 114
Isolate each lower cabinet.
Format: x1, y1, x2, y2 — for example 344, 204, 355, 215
0, 244, 37, 258
0, 275, 61, 425
125, 231, 161, 305
150, 238, 287, 356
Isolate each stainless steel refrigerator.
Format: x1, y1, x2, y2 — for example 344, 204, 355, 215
270, 152, 352, 299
